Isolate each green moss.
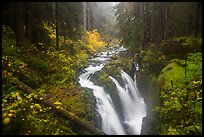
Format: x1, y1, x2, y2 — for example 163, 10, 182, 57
158, 61, 185, 87
98, 71, 113, 88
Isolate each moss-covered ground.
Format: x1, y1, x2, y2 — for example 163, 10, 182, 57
156, 52, 202, 135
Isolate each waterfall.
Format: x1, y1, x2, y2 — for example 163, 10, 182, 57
109, 70, 146, 135
78, 45, 146, 135
79, 66, 126, 135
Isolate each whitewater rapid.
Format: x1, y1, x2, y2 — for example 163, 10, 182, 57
78, 45, 146, 135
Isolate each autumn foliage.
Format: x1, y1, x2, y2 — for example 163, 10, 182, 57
86, 29, 107, 52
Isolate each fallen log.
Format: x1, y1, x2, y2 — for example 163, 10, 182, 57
2, 70, 106, 135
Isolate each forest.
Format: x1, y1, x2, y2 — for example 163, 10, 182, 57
2, 2, 202, 135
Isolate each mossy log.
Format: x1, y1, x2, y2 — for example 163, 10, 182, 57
2, 70, 106, 135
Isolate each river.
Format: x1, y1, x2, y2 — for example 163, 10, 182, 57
78, 45, 146, 135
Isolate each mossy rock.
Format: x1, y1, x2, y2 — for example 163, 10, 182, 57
158, 61, 185, 88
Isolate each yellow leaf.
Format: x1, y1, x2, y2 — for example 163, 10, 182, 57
34, 94, 38, 99
17, 96, 22, 101
54, 101, 62, 105
26, 94, 32, 99
3, 117, 10, 125
35, 103, 41, 109
16, 92, 19, 96
9, 110, 16, 113
7, 113, 13, 117
30, 105, 34, 109
2, 113, 7, 118
193, 81, 199, 84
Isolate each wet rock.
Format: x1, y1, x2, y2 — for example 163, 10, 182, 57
141, 111, 160, 135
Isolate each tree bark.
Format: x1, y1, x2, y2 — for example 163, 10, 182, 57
195, 2, 200, 38
55, 2, 59, 50
87, 3, 91, 31
52, 2, 55, 19
2, 70, 106, 135
164, 3, 170, 40
139, 2, 144, 50
83, 2, 87, 31
25, 3, 31, 43
160, 3, 165, 41
151, 3, 162, 45
14, 2, 26, 47
150, 3, 156, 43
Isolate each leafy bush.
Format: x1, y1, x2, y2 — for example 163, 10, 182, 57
155, 52, 202, 135
139, 47, 168, 77
86, 29, 107, 52
2, 89, 77, 135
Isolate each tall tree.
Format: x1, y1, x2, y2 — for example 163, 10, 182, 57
195, 2, 201, 37
25, 2, 32, 42
150, 2, 160, 44
55, 2, 59, 50
139, 2, 144, 49
163, 2, 170, 40
87, 2, 91, 31
83, 2, 87, 31
14, 2, 25, 47
24, 2, 54, 45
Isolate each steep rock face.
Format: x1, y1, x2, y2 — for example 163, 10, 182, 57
137, 71, 161, 135
141, 116, 152, 134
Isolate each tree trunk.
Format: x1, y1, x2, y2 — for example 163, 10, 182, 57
150, 3, 157, 43
14, 2, 25, 47
52, 2, 55, 19
187, 4, 193, 36
87, 3, 91, 31
164, 3, 170, 40
195, 2, 200, 38
2, 70, 106, 135
25, 2, 32, 43
83, 2, 87, 31
151, 3, 162, 45
139, 2, 144, 50
90, 3, 94, 30
160, 3, 165, 41
55, 2, 59, 50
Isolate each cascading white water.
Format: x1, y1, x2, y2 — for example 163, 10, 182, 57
78, 45, 146, 135
109, 70, 146, 135
79, 66, 126, 135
